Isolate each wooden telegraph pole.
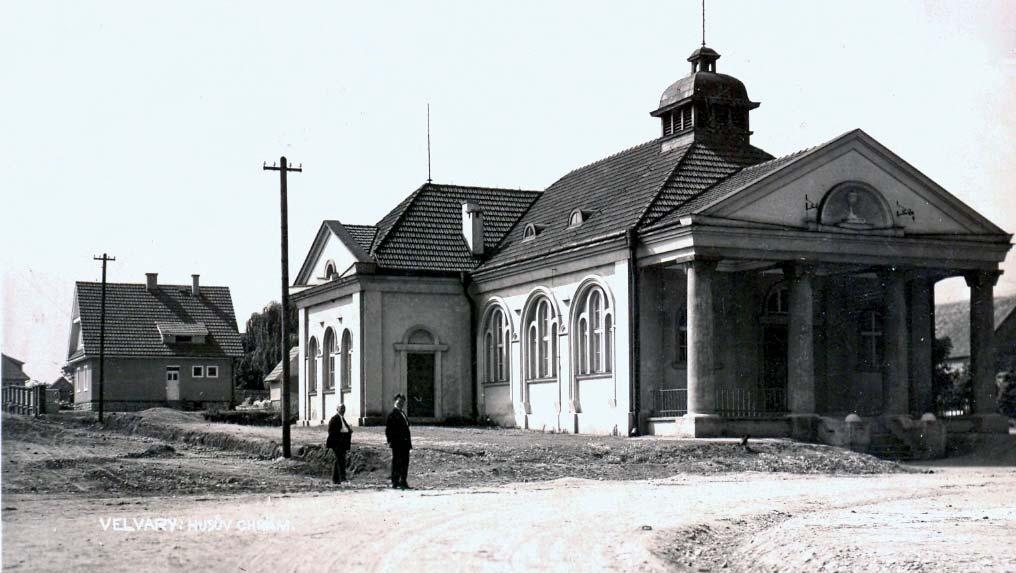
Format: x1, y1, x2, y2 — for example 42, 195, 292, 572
93, 253, 115, 422
263, 156, 301, 458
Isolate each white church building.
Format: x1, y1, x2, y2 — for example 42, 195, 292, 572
290, 44, 1011, 443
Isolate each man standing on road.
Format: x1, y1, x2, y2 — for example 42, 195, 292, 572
385, 394, 412, 489
326, 403, 353, 484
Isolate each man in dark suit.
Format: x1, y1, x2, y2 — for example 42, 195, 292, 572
385, 394, 412, 489
326, 403, 353, 484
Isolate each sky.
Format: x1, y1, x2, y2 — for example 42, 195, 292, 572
2, 1, 1014, 383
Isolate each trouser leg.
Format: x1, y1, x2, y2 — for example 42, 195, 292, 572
390, 449, 400, 486
337, 447, 345, 483
338, 448, 347, 481
401, 451, 410, 486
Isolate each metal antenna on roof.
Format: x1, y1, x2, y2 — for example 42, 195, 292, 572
701, 0, 706, 46
92, 252, 116, 423
427, 103, 433, 183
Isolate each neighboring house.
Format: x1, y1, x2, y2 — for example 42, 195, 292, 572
292, 43, 1011, 437
264, 347, 299, 414
49, 376, 74, 403
65, 273, 243, 411
1, 354, 31, 387
936, 295, 1016, 373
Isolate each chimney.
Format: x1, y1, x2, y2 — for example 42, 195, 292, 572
191, 274, 200, 296
145, 273, 158, 292
461, 203, 484, 256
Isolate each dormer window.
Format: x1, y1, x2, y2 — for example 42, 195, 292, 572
522, 223, 540, 242
568, 209, 587, 228
156, 321, 208, 344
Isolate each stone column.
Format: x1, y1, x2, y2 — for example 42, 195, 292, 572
908, 277, 935, 414
966, 270, 1000, 415
686, 259, 717, 416
883, 271, 909, 415
787, 264, 815, 414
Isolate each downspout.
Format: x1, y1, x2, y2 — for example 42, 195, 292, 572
626, 228, 641, 436
460, 271, 479, 421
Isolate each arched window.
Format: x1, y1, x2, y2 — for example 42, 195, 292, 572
765, 284, 789, 315
324, 261, 338, 280
340, 329, 352, 390
307, 337, 319, 393
524, 296, 557, 380
674, 306, 688, 366
858, 309, 884, 371
575, 285, 613, 376
322, 329, 336, 391
482, 306, 510, 384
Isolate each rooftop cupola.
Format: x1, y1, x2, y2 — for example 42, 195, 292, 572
650, 45, 760, 149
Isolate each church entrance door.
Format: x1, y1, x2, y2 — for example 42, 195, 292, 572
407, 353, 436, 418
762, 325, 789, 404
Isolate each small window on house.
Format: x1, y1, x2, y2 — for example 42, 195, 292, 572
523, 224, 539, 242
192, 365, 204, 378
568, 210, 586, 228
324, 261, 338, 280
176, 335, 193, 343
166, 367, 180, 382
206, 366, 219, 378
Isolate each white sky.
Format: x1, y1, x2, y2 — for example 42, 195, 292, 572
2, 1, 1014, 383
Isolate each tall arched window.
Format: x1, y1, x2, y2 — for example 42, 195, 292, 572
307, 337, 319, 393
340, 329, 352, 390
524, 296, 558, 380
575, 285, 613, 376
322, 329, 336, 391
482, 306, 510, 384
324, 261, 338, 280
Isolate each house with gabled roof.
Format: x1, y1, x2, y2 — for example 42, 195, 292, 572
292, 43, 1012, 439
2, 354, 31, 387
65, 273, 243, 411
936, 295, 1016, 373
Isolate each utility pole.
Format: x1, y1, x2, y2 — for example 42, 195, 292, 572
263, 156, 301, 458
93, 253, 115, 422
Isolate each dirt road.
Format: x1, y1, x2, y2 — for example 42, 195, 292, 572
5, 469, 1015, 572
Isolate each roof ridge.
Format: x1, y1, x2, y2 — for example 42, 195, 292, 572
370, 184, 428, 256
423, 182, 541, 194
634, 141, 697, 229
553, 138, 664, 182
76, 281, 230, 289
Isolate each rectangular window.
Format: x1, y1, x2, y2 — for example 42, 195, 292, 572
166, 367, 180, 382
176, 335, 193, 343
192, 365, 204, 378
206, 365, 218, 378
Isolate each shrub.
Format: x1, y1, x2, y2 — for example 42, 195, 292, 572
202, 410, 293, 426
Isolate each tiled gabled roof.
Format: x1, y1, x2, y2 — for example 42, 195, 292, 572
2, 353, 30, 383
74, 282, 243, 359
935, 294, 1016, 359
639, 141, 772, 226
344, 224, 378, 254
480, 137, 773, 271
264, 347, 299, 383
369, 183, 541, 271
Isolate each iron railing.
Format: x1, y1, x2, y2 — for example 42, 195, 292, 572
652, 388, 688, 416
715, 386, 787, 417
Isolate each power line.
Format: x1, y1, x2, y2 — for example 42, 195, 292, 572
260, 155, 298, 457
92, 253, 115, 423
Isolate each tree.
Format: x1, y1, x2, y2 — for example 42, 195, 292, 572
235, 301, 298, 390
997, 371, 1016, 419
932, 336, 970, 414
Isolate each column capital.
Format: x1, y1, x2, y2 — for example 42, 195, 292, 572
687, 258, 719, 273
781, 261, 815, 280
964, 270, 1001, 288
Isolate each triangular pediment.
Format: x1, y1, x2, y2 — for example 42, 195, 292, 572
697, 130, 1006, 237
294, 221, 372, 286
